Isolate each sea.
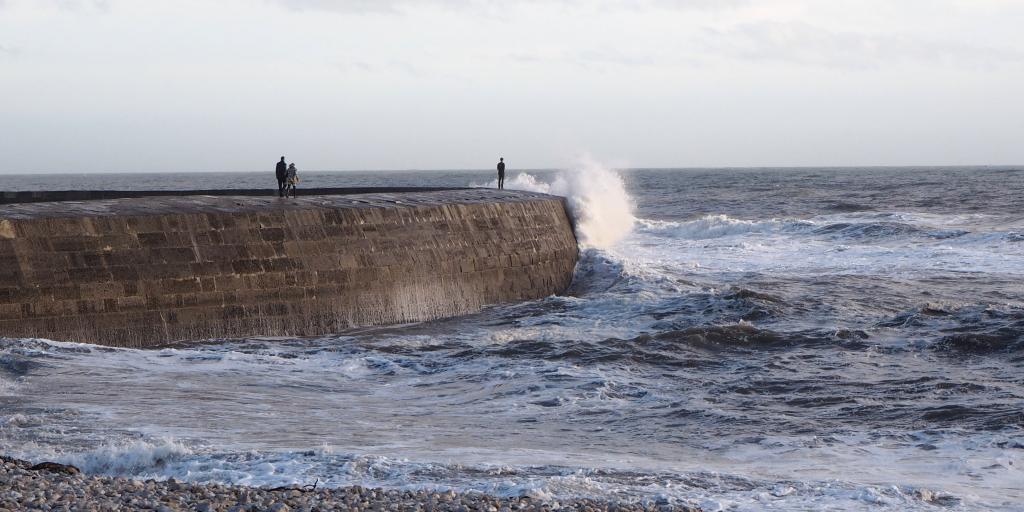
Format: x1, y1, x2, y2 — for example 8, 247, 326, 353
1, 165, 1022, 511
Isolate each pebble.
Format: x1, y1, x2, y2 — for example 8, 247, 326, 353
0, 455, 702, 511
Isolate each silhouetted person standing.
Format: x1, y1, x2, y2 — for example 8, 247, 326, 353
275, 156, 287, 197
497, 157, 506, 190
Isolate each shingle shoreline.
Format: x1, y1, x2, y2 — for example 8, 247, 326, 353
0, 456, 701, 512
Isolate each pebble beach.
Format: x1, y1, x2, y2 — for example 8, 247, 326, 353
0, 456, 700, 512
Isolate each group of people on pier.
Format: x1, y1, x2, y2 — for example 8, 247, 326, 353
272, 156, 509, 195
275, 157, 299, 197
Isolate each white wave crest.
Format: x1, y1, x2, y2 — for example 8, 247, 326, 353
474, 157, 635, 249
60, 438, 194, 476
637, 215, 810, 240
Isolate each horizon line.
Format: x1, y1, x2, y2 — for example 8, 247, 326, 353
1, 164, 1022, 175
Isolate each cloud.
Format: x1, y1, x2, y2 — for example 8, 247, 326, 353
0, 0, 110, 12
501, 46, 661, 71
270, 0, 745, 15
270, 0, 465, 14
621, 0, 748, 10
55, 0, 110, 9
335, 58, 423, 76
697, 21, 1024, 70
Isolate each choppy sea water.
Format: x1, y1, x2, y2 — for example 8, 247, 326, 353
1, 166, 1022, 511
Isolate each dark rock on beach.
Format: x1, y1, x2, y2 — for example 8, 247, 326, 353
27, 462, 81, 475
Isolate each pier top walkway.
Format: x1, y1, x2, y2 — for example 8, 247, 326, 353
0, 188, 559, 221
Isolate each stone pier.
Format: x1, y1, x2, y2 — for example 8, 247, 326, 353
0, 189, 578, 347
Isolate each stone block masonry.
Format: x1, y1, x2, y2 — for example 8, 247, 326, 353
0, 190, 578, 347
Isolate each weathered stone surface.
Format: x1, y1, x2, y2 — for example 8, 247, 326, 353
0, 189, 578, 347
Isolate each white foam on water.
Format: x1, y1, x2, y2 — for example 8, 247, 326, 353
1, 333, 1020, 510
61, 438, 196, 476
626, 210, 1024, 277
32, 443, 991, 511
636, 215, 811, 239
0, 413, 33, 427
0, 375, 18, 396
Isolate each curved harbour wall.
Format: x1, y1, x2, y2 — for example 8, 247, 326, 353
0, 189, 578, 347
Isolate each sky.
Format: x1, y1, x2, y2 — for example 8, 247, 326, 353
0, 0, 1022, 172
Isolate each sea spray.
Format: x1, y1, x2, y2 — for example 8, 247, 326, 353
59, 438, 195, 476
549, 158, 635, 250
475, 158, 635, 249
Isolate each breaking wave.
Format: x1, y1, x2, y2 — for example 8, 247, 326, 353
474, 157, 635, 249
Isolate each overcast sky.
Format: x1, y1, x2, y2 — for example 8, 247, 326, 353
1, 0, 1022, 172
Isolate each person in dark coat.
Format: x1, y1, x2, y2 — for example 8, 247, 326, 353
275, 156, 288, 197
497, 157, 505, 189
